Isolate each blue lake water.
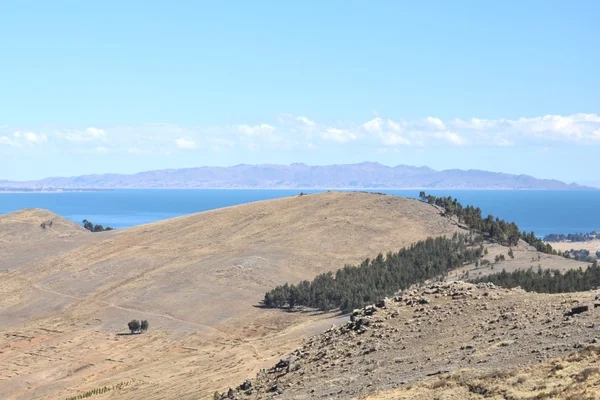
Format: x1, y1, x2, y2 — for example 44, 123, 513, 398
0, 189, 598, 237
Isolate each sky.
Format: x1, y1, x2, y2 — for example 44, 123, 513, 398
1, 0, 599, 183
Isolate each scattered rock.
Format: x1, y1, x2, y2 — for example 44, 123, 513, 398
565, 305, 589, 317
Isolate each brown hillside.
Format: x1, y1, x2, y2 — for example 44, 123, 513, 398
0, 208, 92, 272
0, 191, 463, 399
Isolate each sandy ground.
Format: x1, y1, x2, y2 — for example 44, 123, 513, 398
0, 192, 464, 399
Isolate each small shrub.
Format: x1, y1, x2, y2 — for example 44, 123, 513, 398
140, 319, 149, 332
128, 319, 140, 333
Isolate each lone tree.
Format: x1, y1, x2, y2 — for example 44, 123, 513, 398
140, 320, 149, 332
127, 319, 141, 333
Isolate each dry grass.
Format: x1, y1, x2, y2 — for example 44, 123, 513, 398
363, 346, 600, 400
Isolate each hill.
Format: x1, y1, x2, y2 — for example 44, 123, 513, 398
0, 208, 92, 272
0, 192, 464, 399
0, 162, 592, 190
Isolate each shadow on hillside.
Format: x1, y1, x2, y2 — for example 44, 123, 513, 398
253, 303, 349, 317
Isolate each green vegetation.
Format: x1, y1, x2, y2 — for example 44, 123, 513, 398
418, 192, 557, 255
40, 220, 53, 229
544, 231, 599, 242
64, 381, 132, 400
263, 233, 483, 313
127, 319, 149, 334
472, 261, 600, 293
563, 249, 596, 262
82, 219, 113, 232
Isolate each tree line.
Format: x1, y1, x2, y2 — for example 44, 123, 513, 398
544, 231, 599, 242
418, 192, 557, 255
263, 233, 483, 313
472, 261, 600, 293
82, 219, 114, 232
562, 249, 599, 262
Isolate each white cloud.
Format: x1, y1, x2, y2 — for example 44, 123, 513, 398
2, 113, 600, 156
58, 127, 107, 143
425, 116, 446, 130
237, 124, 276, 136
433, 131, 465, 146
321, 127, 358, 143
95, 146, 109, 153
176, 137, 197, 149
296, 116, 315, 127
380, 132, 411, 146
23, 132, 48, 145
86, 127, 105, 138
387, 120, 402, 132
362, 118, 382, 133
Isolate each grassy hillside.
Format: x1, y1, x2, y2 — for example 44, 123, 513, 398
0, 191, 463, 399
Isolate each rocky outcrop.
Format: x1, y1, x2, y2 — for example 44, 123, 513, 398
218, 282, 600, 399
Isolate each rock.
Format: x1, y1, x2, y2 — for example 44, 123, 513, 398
268, 382, 280, 393
565, 305, 589, 317
274, 358, 294, 373
238, 380, 252, 391
376, 298, 388, 308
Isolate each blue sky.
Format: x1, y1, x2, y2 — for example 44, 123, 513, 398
1, 0, 599, 182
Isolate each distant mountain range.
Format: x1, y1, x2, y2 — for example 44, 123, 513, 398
0, 163, 593, 190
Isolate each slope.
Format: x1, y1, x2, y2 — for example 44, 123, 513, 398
0, 191, 463, 399
222, 282, 600, 400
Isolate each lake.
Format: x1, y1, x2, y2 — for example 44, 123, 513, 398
0, 189, 597, 237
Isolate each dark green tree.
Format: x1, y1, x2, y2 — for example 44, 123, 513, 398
128, 319, 140, 333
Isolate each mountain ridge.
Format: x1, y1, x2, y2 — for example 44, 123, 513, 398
0, 162, 592, 190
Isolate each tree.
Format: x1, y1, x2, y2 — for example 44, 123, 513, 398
508, 248, 514, 259
82, 219, 114, 232
83, 219, 94, 232
140, 320, 149, 332
128, 319, 140, 333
